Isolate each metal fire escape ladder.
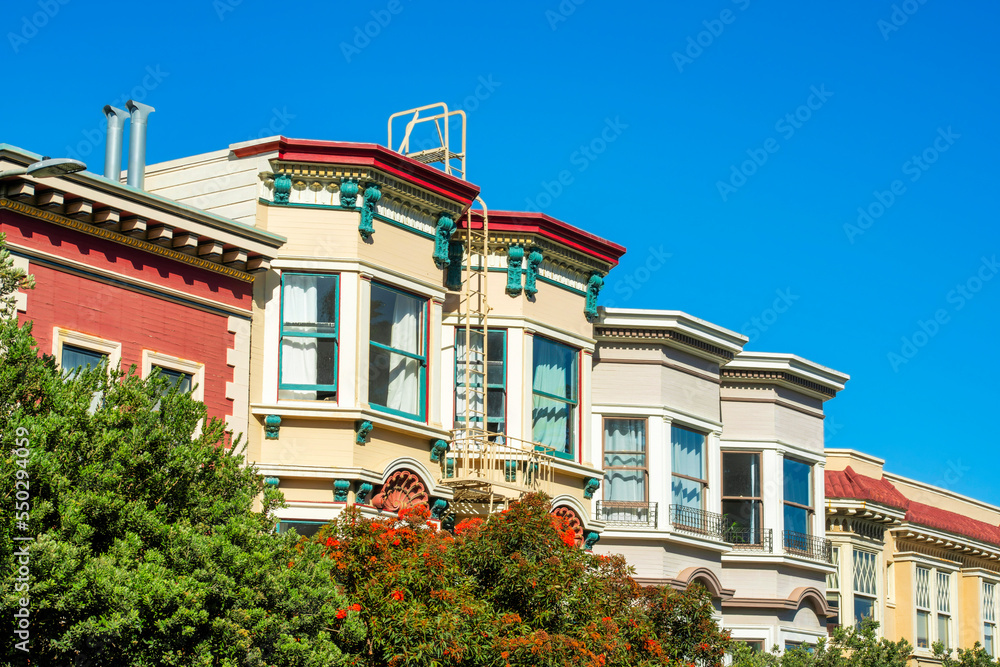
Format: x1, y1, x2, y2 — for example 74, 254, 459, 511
387, 103, 467, 180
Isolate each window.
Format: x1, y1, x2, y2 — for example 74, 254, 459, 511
739, 641, 764, 653
916, 566, 931, 648
722, 452, 761, 543
369, 283, 427, 420
61, 344, 107, 376
455, 329, 505, 433
783, 457, 813, 536
531, 336, 578, 459
827, 547, 841, 627
937, 571, 951, 648
985, 582, 997, 657
154, 366, 193, 394
280, 273, 338, 400
602, 419, 647, 522
853, 550, 878, 625
277, 520, 326, 538
671, 425, 707, 510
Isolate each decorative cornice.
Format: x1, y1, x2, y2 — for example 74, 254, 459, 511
595, 326, 736, 362
0, 198, 256, 283
722, 368, 836, 398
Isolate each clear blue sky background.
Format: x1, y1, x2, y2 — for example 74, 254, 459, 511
3, 1, 998, 503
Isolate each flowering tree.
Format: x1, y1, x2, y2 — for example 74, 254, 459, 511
315, 493, 731, 666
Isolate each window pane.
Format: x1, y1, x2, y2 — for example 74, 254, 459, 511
783, 458, 811, 507
937, 572, 951, 613
854, 596, 874, 625
605, 469, 645, 502
917, 610, 930, 648
937, 615, 949, 648
605, 420, 645, 453
277, 521, 325, 538
282, 274, 336, 334
371, 285, 424, 354
671, 426, 705, 480
985, 624, 994, 657
532, 336, 577, 401
532, 394, 573, 455
723, 452, 760, 497
827, 593, 840, 626
156, 367, 193, 394
723, 499, 760, 539
672, 476, 703, 509
369, 347, 421, 415
784, 504, 809, 535
916, 567, 931, 608
281, 337, 337, 400
61, 345, 107, 375
853, 550, 877, 596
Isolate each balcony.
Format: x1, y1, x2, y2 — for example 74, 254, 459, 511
597, 501, 658, 528
724, 526, 773, 553
440, 429, 554, 501
669, 504, 728, 540
782, 530, 833, 563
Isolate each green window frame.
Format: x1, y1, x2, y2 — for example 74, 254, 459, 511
369, 282, 428, 421
531, 335, 578, 461
279, 272, 339, 400
455, 328, 506, 434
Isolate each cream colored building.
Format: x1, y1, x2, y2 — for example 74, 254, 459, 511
140, 132, 625, 541
826, 450, 1000, 663
591, 308, 849, 649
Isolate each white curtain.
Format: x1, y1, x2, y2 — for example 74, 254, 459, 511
455, 330, 484, 425
604, 419, 645, 502
532, 339, 573, 454
385, 292, 421, 414
280, 276, 318, 400
671, 425, 705, 508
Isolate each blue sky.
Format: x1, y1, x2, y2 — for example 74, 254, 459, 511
3, 0, 998, 503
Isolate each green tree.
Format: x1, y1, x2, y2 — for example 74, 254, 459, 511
729, 618, 912, 667
0, 235, 350, 666
935, 641, 1000, 667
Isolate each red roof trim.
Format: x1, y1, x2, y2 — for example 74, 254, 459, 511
465, 210, 626, 268
231, 138, 480, 208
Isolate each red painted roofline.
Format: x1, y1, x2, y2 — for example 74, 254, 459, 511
232, 138, 481, 208
465, 210, 626, 268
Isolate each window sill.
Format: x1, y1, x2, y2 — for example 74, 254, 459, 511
250, 403, 451, 440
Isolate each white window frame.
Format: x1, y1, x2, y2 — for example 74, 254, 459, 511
853, 548, 879, 626
141, 350, 205, 402
53, 327, 122, 374
984, 579, 998, 657
936, 570, 953, 650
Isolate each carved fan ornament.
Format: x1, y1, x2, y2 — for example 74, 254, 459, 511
551, 505, 584, 547
371, 469, 429, 513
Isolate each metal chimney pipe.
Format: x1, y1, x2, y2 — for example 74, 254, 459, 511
103, 105, 129, 181
125, 100, 155, 188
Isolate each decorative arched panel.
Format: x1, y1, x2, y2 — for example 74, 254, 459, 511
371, 469, 429, 513
551, 505, 585, 547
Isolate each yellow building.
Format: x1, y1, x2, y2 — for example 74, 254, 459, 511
826, 449, 1000, 662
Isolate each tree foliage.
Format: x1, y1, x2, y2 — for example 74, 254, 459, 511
935, 642, 1000, 667
729, 618, 911, 667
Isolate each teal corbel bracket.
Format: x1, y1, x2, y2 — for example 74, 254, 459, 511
355, 420, 374, 445
433, 213, 456, 269
442, 513, 456, 531
431, 499, 449, 519
263, 476, 280, 487
264, 414, 281, 440
584, 273, 604, 321
584, 531, 601, 550
583, 477, 601, 499
445, 241, 464, 290
506, 245, 524, 295
272, 173, 291, 204
430, 439, 449, 463
339, 178, 359, 208
359, 182, 382, 240
334, 479, 351, 502
524, 247, 543, 297
356, 482, 373, 504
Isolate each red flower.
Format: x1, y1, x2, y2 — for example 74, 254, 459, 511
336, 609, 347, 619
350, 603, 362, 612
325, 537, 339, 547
287, 561, 294, 568
391, 590, 404, 601
698, 642, 709, 651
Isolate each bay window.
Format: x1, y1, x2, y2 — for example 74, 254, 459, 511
531, 336, 578, 459
602, 418, 648, 523
455, 329, 506, 433
369, 283, 427, 420
783, 457, 813, 537
722, 451, 761, 543
671, 425, 707, 510
279, 273, 338, 400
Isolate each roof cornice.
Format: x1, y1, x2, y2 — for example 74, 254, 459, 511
722, 352, 849, 400
595, 308, 746, 363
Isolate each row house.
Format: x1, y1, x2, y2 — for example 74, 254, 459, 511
0, 142, 284, 439
138, 125, 626, 541
591, 308, 849, 649
826, 449, 1000, 663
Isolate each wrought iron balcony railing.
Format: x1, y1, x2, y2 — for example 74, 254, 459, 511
782, 530, 833, 563
669, 504, 728, 540
597, 501, 658, 528
724, 526, 773, 553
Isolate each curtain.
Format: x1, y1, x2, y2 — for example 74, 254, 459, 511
455, 330, 484, 425
280, 275, 318, 400
532, 337, 575, 455
671, 425, 705, 509
385, 291, 421, 414
604, 419, 645, 502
